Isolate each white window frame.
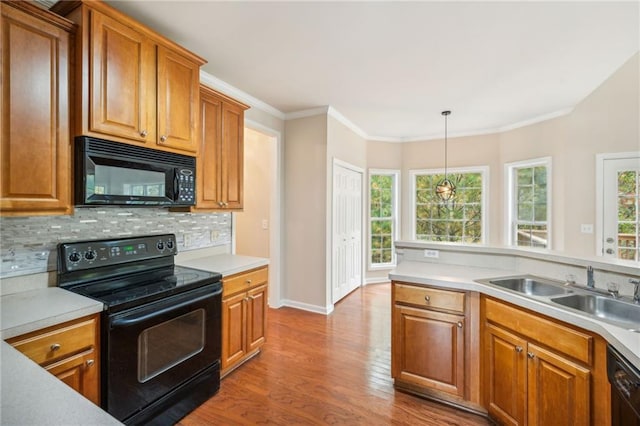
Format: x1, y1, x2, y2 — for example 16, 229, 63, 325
410, 166, 490, 244
504, 157, 552, 249
368, 169, 400, 270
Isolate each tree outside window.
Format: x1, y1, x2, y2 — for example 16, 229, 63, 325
413, 170, 485, 243
617, 170, 638, 261
370, 171, 398, 267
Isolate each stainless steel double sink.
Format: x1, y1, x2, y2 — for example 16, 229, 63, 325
476, 275, 640, 332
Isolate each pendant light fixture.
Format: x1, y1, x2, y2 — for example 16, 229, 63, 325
435, 110, 456, 201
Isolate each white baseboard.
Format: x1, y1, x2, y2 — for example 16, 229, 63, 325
279, 299, 334, 315
364, 277, 391, 285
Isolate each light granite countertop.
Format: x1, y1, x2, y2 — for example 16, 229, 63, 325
390, 261, 640, 369
176, 253, 269, 276
0, 288, 119, 425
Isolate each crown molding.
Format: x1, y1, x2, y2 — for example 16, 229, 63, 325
200, 70, 575, 143
199, 70, 285, 120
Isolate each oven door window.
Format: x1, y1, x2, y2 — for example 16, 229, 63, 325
138, 309, 206, 383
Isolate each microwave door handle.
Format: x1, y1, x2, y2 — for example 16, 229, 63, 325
173, 170, 180, 200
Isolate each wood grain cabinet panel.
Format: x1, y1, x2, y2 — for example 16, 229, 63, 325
7, 314, 100, 405
482, 296, 603, 426
193, 85, 248, 211
89, 10, 155, 144
0, 1, 73, 216
54, 1, 205, 155
221, 266, 268, 377
391, 281, 481, 412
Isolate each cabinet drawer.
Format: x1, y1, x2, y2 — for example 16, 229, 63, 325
394, 282, 465, 314
484, 297, 592, 365
7, 317, 97, 366
223, 267, 268, 297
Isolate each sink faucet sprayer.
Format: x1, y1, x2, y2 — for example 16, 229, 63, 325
586, 266, 595, 288
630, 279, 640, 304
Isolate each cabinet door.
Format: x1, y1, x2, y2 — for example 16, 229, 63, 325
1, 3, 72, 215
197, 87, 223, 209
484, 323, 527, 426
45, 349, 99, 405
221, 292, 247, 371
89, 10, 155, 144
220, 101, 244, 209
392, 305, 465, 396
247, 284, 268, 352
527, 343, 590, 426
157, 46, 199, 154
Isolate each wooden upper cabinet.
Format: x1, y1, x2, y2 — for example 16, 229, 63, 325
194, 85, 248, 211
55, 1, 205, 155
89, 11, 155, 144
0, 1, 73, 216
157, 46, 200, 153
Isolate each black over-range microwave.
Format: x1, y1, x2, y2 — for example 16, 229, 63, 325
75, 136, 196, 206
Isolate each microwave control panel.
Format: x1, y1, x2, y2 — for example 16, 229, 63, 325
177, 168, 195, 204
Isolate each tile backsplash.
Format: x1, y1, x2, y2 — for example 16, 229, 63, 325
0, 208, 231, 278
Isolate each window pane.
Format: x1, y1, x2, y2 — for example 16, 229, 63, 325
512, 163, 549, 248
414, 171, 484, 243
370, 173, 397, 266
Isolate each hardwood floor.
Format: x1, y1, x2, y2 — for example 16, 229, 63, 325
179, 283, 490, 425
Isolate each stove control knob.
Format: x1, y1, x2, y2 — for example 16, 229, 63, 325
84, 250, 97, 261
166, 240, 174, 250
68, 252, 81, 263
157, 241, 165, 251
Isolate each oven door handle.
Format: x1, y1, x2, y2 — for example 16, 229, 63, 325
111, 288, 221, 329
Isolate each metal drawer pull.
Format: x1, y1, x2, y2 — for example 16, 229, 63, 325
424, 295, 430, 302
140, 130, 147, 137
246, 279, 252, 284
515, 346, 523, 353
527, 352, 535, 359
457, 321, 463, 328
160, 135, 167, 142
86, 359, 94, 367
50, 343, 61, 351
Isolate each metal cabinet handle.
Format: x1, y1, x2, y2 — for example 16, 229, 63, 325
246, 279, 252, 285
248, 295, 257, 301
527, 352, 535, 359
515, 346, 523, 353
160, 135, 167, 142
457, 321, 463, 328
86, 359, 95, 367
424, 295, 430, 303
50, 343, 61, 351
140, 130, 148, 137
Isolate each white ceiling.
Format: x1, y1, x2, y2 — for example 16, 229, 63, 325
106, 1, 639, 141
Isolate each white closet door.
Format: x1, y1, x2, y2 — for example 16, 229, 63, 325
332, 161, 362, 304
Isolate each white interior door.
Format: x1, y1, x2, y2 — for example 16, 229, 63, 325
602, 155, 640, 260
332, 161, 362, 304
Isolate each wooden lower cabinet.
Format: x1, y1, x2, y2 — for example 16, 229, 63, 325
482, 296, 608, 426
221, 266, 268, 376
6, 314, 100, 405
391, 281, 482, 412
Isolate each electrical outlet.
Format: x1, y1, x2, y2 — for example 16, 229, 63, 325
183, 233, 192, 248
262, 219, 269, 230
210, 230, 219, 241
581, 224, 593, 234
424, 249, 439, 258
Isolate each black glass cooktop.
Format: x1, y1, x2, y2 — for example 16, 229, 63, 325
67, 265, 222, 312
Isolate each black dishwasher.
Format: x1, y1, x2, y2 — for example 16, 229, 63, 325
608, 345, 640, 426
